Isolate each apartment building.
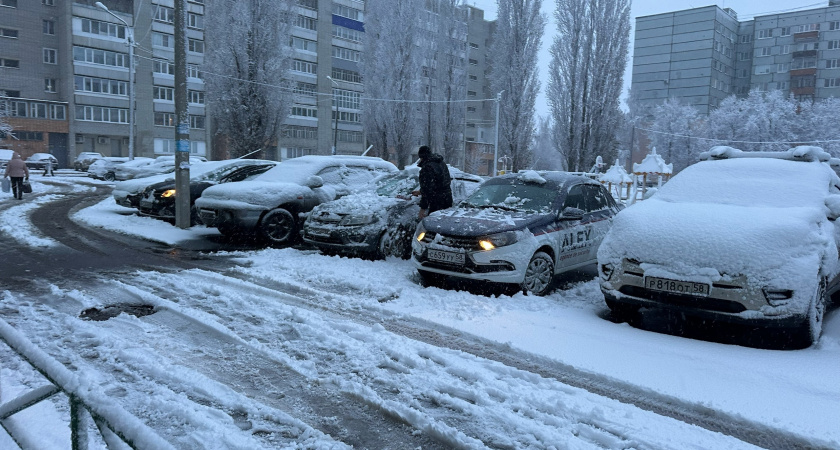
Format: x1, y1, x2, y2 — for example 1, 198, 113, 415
632, 1, 840, 114
0, 0, 210, 167
464, 4, 497, 176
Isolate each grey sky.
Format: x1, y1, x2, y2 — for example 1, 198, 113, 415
465, 0, 813, 117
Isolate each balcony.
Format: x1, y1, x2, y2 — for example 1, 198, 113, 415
793, 50, 817, 58
794, 31, 819, 41
790, 68, 817, 77
792, 86, 815, 96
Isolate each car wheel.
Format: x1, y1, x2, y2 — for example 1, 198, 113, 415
377, 230, 394, 259
604, 299, 640, 322
260, 208, 297, 247
189, 205, 202, 227
522, 251, 555, 296
794, 277, 827, 348
104, 172, 115, 181
418, 269, 444, 288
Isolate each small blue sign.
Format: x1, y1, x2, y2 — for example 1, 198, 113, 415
176, 139, 190, 153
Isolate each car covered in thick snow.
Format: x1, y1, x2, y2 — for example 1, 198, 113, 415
303, 165, 484, 259
87, 157, 133, 181
113, 155, 206, 181
73, 152, 103, 171
113, 159, 274, 212
196, 155, 398, 246
597, 146, 840, 347
411, 170, 623, 295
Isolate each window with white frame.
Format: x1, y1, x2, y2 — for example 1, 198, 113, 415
73, 46, 128, 67
188, 13, 203, 29
154, 112, 175, 126
0, 58, 20, 68
292, 59, 317, 74
190, 115, 205, 129
153, 86, 174, 101
826, 78, 840, 87
45, 78, 57, 93
291, 36, 317, 53
154, 6, 175, 23
74, 76, 127, 96
152, 32, 174, 49
154, 60, 174, 75
154, 138, 206, 156
1, 0, 18, 7
333, 25, 362, 43
333, 89, 360, 109
283, 125, 317, 139
780, 27, 791, 36
828, 40, 840, 50
331, 67, 360, 83
291, 106, 317, 118
188, 39, 204, 53
337, 129, 363, 143
80, 18, 126, 39
43, 20, 54, 35
0, 27, 17, 38
188, 90, 204, 104
30, 102, 47, 118
75, 105, 128, 123
757, 29, 773, 39
43, 48, 57, 64
333, 110, 361, 123
777, 63, 790, 72
332, 46, 360, 62
796, 23, 819, 32
294, 82, 317, 96
827, 59, 840, 69
739, 34, 751, 44
332, 4, 362, 21
754, 64, 773, 75
759, 47, 771, 57
781, 44, 790, 54
296, 15, 317, 31
285, 147, 314, 159
831, 21, 840, 31
49, 104, 65, 120
188, 65, 203, 79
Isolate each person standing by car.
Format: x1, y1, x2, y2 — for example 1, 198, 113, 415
415, 145, 453, 219
43, 158, 54, 176
3, 153, 30, 200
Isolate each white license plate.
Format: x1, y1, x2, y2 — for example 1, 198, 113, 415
200, 209, 216, 220
646, 277, 709, 296
307, 228, 330, 238
428, 249, 465, 265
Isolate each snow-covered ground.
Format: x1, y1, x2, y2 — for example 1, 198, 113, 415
1, 174, 838, 449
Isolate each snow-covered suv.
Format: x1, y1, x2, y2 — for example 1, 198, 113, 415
411, 171, 622, 295
196, 155, 398, 246
597, 146, 840, 347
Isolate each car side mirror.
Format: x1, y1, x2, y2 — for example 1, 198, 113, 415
826, 194, 840, 220
305, 175, 324, 189
559, 206, 585, 220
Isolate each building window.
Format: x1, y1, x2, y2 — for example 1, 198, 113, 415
759, 47, 771, 57
294, 81, 317, 96
739, 34, 751, 44
30, 103, 48, 118
188, 65, 203, 80
737, 51, 752, 61
757, 29, 773, 39
781, 45, 790, 54
292, 59, 317, 75
43, 20, 55, 35
73, 46, 128, 67
332, 46, 360, 62
332, 4, 362, 21
796, 23, 819, 33
780, 27, 791, 36
331, 67, 360, 84
333, 25, 362, 43
336, 129, 363, 143
469, 58, 478, 65
80, 18, 126, 39
42, 0, 54, 5
75, 105, 128, 123
188, 90, 205, 104
153, 86, 174, 101
777, 63, 789, 73
0, 58, 20, 68
831, 21, 840, 31
152, 32, 174, 49
283, 125, 317, 140
826, 78, 840, 88
332, 110, 361, 123
188, 39, 204, 54
154, 112, 175, 126
49, 104, 65, 120
153, 6, 175, 24
187, 13, 203, 30
45, 78, 57, 93
7, 100, 26, 116
469, 74, 477, 81
75, 76, 127, 96
286, 147, 314, 159
155, 139, 206, 156
291, 36, 317, 53
1, 0, 18, 7
43, 48, 57, 64
189, 115, 205, 129
17, 131, 44, 140
333, 89, 360, 109
828, 40, 840, 50
0, 27, 18, 38
467, 90, 476, 97
295, 15, 317, 31
297, 0, 317, 10
154, 60, 175, 75
291, 106, 318, 118
469, 42, 479, 49
827, 59, 840, 69
467, 106, 476, 112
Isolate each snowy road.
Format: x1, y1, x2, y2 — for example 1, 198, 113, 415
1, 174, 838, 449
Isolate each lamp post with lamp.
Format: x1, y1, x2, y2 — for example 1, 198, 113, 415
95, 2, 134, 160
327, 76, 339, 155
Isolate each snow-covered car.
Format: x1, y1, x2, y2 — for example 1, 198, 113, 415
196, 155, 398, 246
411, 171, 623, 295
113, 155, 206, 181
137, 160, 278, 225
25, 153, 59, 170
73, 152, 104, 171
303, 166, 484, 259
0, 149, 14, 170
87, 157, 133, 181
597, 146, 840, 347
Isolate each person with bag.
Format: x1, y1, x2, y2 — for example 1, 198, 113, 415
3, 152, 30, 200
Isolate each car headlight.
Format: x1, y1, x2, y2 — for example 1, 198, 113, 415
477, 231, 518, 251
415, 222, 426, 242
160, 189, 177, 198
340, 213, 375, 226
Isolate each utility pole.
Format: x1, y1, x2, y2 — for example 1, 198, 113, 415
327, 76, 339, 155
174, 0, 191, 228
492, 91, 503, 176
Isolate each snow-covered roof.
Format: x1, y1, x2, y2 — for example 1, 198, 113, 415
599, 159, 632, 184
700, 145, 833, 162
633, 148, 673, 175
255, 155, 397, 184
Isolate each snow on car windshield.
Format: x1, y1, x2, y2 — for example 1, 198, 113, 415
375, 173, 418, 197
463, 183, 556, 213
655, 158, 837, 208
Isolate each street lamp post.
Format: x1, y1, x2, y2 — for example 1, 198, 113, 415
96, 2, 134, 160
327, 76, 339, 156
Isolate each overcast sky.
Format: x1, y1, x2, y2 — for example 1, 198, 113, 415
465, 0, 817, 117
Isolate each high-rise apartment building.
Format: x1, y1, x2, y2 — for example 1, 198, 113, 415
0, 0, 210, 167
632, 1, 840, 114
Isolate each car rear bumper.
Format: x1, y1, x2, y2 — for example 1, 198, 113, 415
302, 224, 381, 254
199, 208, 262, 231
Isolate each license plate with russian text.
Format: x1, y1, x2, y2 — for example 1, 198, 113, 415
646, 277, 709, 296
428, 249, 465, 265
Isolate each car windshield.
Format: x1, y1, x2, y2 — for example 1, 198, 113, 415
375, 173, 418, 197
462, 182, 557, 213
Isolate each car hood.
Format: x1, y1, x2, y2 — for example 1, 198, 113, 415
312, 192, 406, 218
197, 180, 335, 209
423, 207, 552, 238
114, 173, 176, 195
598, 198, 839, 289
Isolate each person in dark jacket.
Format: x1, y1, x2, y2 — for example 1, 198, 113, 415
415, 145, 452, 219
3, 153, 30, 200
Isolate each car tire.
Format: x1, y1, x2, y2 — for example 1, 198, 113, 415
377, 230, 394, 259
418, 269, 444, 288
794, 277, 827, 348
604, 299, 640, 322
104, 172, 115, 181
260, 208, 298, 247
189, 205, 202, 227
378, 227, 410, 260
522, 251, 555, 296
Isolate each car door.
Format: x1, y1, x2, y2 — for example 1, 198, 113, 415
582, 184, 615, 262
555, 183, 593, 271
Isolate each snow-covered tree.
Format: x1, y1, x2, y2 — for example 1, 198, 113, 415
707, 90, 799, 152
548, 0, 630, 172
488, 0, 546, 173
801, 97, 840, 157
363, 0, 426, 168
531, 117, 563, 170
648, 98, 707, 172
204, 0, 294, 158
0, 93, 12, 143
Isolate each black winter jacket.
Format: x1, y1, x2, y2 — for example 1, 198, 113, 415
418, 154, 453, 213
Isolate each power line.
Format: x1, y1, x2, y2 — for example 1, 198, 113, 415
637, 126, 840, 144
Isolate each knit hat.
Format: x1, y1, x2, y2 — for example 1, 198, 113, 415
418, 146, 431, 158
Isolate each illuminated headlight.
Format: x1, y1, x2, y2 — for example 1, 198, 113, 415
415, 222, 426, 242
340, 214, 375, 226
477, 231, 518, 251
160, 189, 177, 198
763, 288, 794, 306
